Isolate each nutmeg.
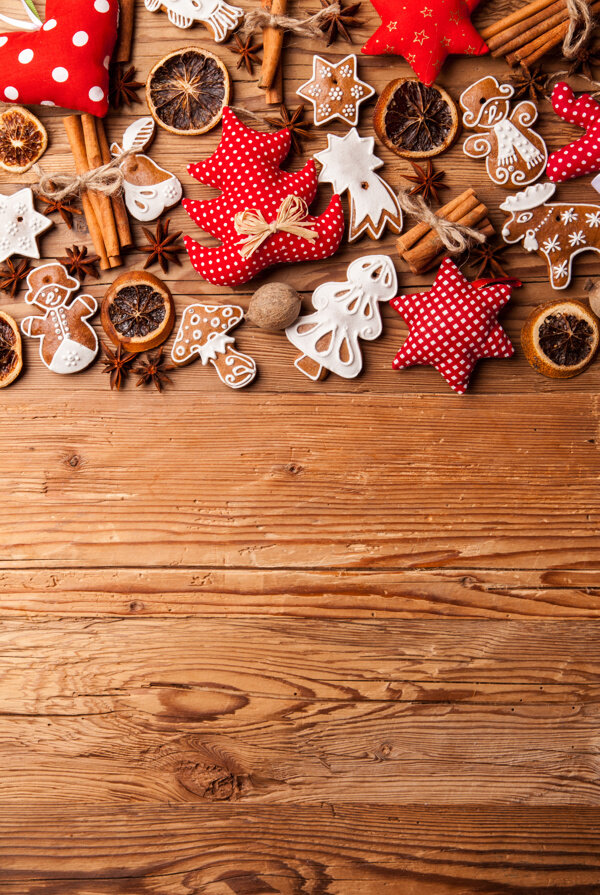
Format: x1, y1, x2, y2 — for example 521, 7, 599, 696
587, 279, 600, 317
247, 283, 301, 331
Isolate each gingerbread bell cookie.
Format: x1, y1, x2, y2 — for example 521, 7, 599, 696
460, 76, 547, 189
171, 303, 257, 389
20, 262, 98, 375
501, 183, 600, 290
297, 54, 375, 127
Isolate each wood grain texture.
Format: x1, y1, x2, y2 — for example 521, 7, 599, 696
0, 0, 599, 889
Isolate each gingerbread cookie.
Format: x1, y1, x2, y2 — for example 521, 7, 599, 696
20, 263, 98, 374
0, 188, 52, 265
171, 303, 256, 389
501, 182, 600, 290
315, 128, 402, 242
144, 0, 243, 42
111, 118, 182, 223
460, 76, 547, 189
297, 54, 375, 127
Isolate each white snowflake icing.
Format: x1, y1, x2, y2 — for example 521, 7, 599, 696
585, 211, 600, 227
350, 85, 364, 98
329, 86, 344, 101
542, 235, 561, 253
338, 64, 353, 77
322, 66, 332, 77
319, 103, 332, 117
560, 208, 578, 224
308, 84, 321, 97
568, 230, 587, 247
342, 104, 355, 119
552, 260, 569, 279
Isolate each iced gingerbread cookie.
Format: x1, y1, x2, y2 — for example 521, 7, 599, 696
171, 303, 256, 389
297, 54, 375, 127
286, 255, 397, 381
111, 118, 183, 223
0, 188, 52, 265
315, 128, 402, 242
460, 76, 547, 189
20, 263, 98, 375
144, 0, 243, 42
547, 83, 600, 184
501, 182, 600, 290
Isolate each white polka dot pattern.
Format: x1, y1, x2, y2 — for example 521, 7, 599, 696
547, 82, 600, 183
183, 107, 345, 287
390, 257, 515, 394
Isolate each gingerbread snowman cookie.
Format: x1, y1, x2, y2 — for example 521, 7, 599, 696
171, 303, 256, 389
20, 263, 98, 374
460, 76, 547, 189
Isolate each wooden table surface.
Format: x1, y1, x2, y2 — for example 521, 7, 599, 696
2, 0, 600, 891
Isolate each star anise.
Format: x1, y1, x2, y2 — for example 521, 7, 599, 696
58, 245, 101, 282
109, 64, 144, 110
264, 105, 313, 154
140, 218, 185, 274
508, 64, 549, 102
567, 43, 600, 80
0, 257, 31, 298
101, 342, 136, 390
468, 240, 510, 279
37, 194, 82, 229
134, 350, 175, 392
230, 34, 262, 75
403, 160, 448, 205
311, 0, 362, 44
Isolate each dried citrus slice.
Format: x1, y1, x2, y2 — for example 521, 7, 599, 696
101, 271, 175, 353
146, 47, 230, 136
521, 299, 599, 378
0, 106, 48, 175
374, 78, 459, 159
0, 311, 23, 388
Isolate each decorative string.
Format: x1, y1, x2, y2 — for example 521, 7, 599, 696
239, 2, 341, 38
395, 190, 486, 253
235, 195, 318, 257
562, 0, 594, 58
31, 150, 136, 203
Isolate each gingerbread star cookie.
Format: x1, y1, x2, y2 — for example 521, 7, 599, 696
297, 54, 375, 127
0, 188, 52, 265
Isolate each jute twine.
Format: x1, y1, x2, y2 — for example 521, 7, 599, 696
395, 189, 486, 253
31, 149, 135, 203
235, 195, 318, 257
239, 2, 341, 38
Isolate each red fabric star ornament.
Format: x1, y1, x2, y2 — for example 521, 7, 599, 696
390, 258, 519, 394
362, 0, 488, 85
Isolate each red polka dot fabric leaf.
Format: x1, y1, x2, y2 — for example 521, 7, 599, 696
361, 0, 488, 85
0, 0, 118, 117
183, 107, 345, 287
390, 257, 517, 394
547, 82, 600, 183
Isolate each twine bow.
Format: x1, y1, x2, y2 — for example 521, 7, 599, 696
32, 150, 136, 204
234, 195, 318, 258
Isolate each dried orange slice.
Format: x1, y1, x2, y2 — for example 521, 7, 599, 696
0, 106, 48, 174
146, 47, 230, 136
0, 311, 23, 388
101, 271, 175, 353
521, 300, 599, 378
374, 79, 459, 159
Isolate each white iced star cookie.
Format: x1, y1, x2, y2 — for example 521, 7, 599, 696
315, 128, 403, 242
297, 55, 375, 127
0, 188, 52, 265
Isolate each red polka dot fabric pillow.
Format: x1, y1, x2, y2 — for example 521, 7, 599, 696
0, 0, 119, 117
547, 82, 600, 183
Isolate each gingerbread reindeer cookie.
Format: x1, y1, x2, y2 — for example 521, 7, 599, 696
20, 263, 98, 374
460, 76, 547, 189
171, 303, 256, 389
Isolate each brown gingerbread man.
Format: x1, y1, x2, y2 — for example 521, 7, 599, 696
21, 263, 98, 374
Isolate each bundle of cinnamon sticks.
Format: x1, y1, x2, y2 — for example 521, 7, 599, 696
480, 0, 599, 67
396, 189, 494, 275
63, 114, 132, 271
258, 0, 285, 103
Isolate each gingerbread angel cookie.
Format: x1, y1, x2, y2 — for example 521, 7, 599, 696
171, 303, 256, 389
460, 76, 547, 189
20, 263, 98, 374
297, 55, 375, 127
315, 129, 403, 242
111, 118, 182, 223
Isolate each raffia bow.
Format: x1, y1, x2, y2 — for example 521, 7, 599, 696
234, 195, 318, 259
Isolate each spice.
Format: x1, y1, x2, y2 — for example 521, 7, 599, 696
102, 342, 136, 390
508, 64, 549, 102
231, 34, 262, 74
403, 160, 448, 205
109, 64, 144, 110
311, 0, 362, 44
135, 350, 175, 391
264, 104, 313, 154
140, 219, 185, 274
468, 240, 509, 279
0, 257, 32, 298
37, 194, 82, 229
59, 245, 101, 282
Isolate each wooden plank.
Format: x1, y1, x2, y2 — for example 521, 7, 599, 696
2, 567, 600, 618
2, 806, 600, 892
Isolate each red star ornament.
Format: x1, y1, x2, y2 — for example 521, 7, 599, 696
390, 258, 520, 394
362, 0, 488, 85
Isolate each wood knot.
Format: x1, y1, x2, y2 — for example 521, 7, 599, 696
66, 454, 81, 468
129, 600, 144, 612
285, 462, 304, 476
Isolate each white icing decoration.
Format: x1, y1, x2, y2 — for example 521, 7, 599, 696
171, 303, 256, 388
143, 0, 243, 42
0, 188, 52, 264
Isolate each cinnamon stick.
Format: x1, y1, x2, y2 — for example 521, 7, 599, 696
114, 0, 135, 63
96, 118, 133, 250
480, 0, 562, 40
259, 0, 287, 91
401, 204, 489, 274
63, 115, 110, 271
81, 114, 121, 266
506, 0, 600, 65
428, 221, 495, 273
396, 189, 476, 254
487, 0, 566, 54
266, 60, 284, 105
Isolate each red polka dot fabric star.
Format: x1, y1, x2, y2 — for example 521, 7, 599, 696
183, 107, 345, 287
390, 258, 518, 394
361, 0, 488, 85
0, 0, 118, 117
547, 82, 600, 183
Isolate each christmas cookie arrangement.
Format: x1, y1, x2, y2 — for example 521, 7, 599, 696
1, 0, 599, 395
